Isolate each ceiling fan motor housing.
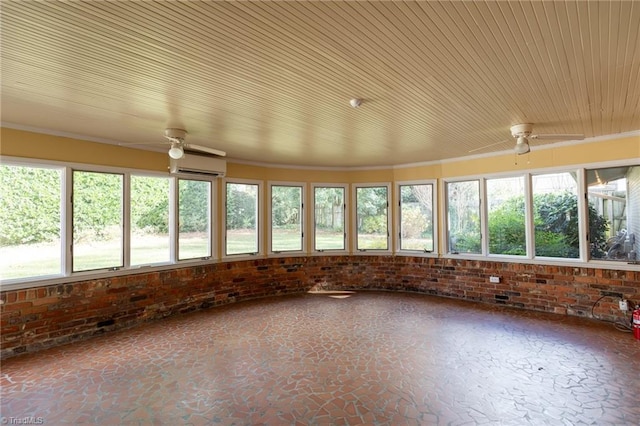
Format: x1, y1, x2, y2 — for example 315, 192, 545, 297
510, 123, 533, 138
164, 128, 187, 141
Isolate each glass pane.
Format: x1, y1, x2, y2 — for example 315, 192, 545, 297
356, 186, 388, 250
487, 176, 526, 255
131, 175, 170, 265
178, 179, 211, 259
0, 165, 62, 279
587, 165, 638, 262
271, 185, 302, 252
447, 180, 481, 254
314, 187, 345, 251
226, 182, 258, 255
399, 184, 434, 251
532, 172, 580, 258
73, 171, 123, 271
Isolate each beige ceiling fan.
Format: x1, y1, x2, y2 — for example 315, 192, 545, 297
509, 123, 584, 155
469, 124, 585, 155
119, 128, 226, 159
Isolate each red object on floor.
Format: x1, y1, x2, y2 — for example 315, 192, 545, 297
633, 307, 640, 340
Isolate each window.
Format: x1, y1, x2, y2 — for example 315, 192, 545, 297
270, 184, 303, 253
0, 164, 63, 280
532, 172, 580, 259
225, 181, 260, 255
313, 185, 346, 251
130, 175, 171, 265
486, 176, 526, 256
398, 182, 435, 252
355, 184, 390, 251
178, 179, 211, 260
587, 165, 639, 262
446, 180, 481, 254
73, 170, 124, 271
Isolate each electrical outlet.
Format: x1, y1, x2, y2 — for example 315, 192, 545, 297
619, 299, 628, 311
489, 276, 500, 283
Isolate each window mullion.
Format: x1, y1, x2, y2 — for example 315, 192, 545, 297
63, 167, 73, 276
524, 173, 535, 259
123, 173, 131, 268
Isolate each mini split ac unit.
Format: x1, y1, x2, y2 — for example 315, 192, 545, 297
169, 153, 226, 177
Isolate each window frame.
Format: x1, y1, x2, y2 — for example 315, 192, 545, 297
584, 164, 638, 264
2, 155, 639, 291
176, 176, 214, 262
267, 181, 306, 256
352, 182, 392, 253
444, 177, 484, 256
311, 183, 349, 254
0, 156, 220, 290
484, 174, 528, 258
530, 170, 584, 261
0, 159, 66, 281
395, 179, 437, 256
222, 178, 263, 259
71, 168, 126, 273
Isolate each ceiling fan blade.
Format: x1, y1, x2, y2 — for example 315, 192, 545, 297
468, 139, 509, 153
185, 143, 226, 157
530, 134, 584, 140
118, 141, 168, 146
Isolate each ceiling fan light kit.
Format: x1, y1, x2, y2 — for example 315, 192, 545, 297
168, 143, 184, 159
514, 137, 530, 155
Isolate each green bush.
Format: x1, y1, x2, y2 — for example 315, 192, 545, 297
0, 166, 61, 245
360, 215, 387, 234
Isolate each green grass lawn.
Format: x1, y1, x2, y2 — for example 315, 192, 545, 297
1, 231, 422, 280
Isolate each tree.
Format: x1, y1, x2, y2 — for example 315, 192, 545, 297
314, 187, 344, 231
179, 180, 210, 233
356, 187, 388, 234
271, 186, 301, 228
226, 183, 257, 230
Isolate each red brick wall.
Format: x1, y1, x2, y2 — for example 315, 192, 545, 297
2, 256, 639, 358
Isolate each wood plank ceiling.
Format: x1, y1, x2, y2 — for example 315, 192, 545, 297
1, 1, 639, 167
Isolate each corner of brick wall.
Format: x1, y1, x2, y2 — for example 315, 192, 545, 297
2, 256, 638, 358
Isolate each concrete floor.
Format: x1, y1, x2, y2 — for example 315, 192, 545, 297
1, 291, 639, 425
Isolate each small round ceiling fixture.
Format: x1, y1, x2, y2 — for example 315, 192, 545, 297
168, 143, 184, 159
350, 98, 362, 108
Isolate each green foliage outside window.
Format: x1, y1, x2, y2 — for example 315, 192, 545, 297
0, 165, 61, 246
488, 196, 526, 255
487, 192, 608, 258
132, 176, 169, 234
179, 180, 210, 233
226, 184, 257, 230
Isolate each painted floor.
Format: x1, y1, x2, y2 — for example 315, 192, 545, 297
1, 291, 639, 425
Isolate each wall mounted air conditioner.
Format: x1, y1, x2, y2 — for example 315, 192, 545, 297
169, 153, 226, 177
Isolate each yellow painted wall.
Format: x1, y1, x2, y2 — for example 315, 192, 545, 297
0, 127, 168, 171
3, 128, 638, 180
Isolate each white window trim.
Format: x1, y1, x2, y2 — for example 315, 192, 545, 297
71, 168, 126, 273
443, 177, 484, 257
352, 182, 392, 254
484, 174, 528, 258
395, 179, 438, 257
176, 176, 215, 262
267, 181, 306, 256
222, 178, 264, 260
311, 183, 349, 254
0, 156, 219, 291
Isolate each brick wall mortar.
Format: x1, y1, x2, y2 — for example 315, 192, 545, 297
1, 256, 639, 358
